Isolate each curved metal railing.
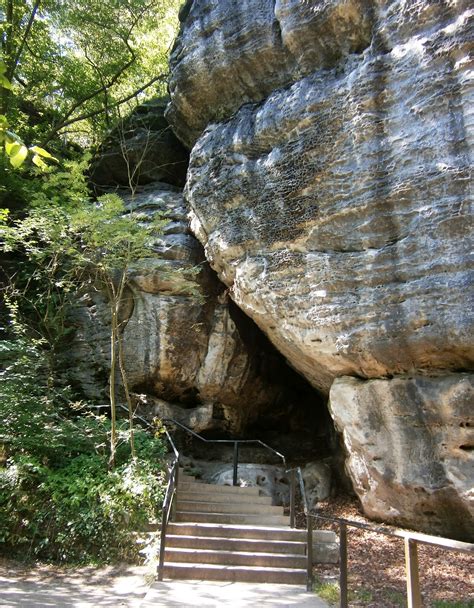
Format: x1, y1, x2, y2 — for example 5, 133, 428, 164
162, 417, 286, 485
119, 405, 473, 603
154, 416, 294, 582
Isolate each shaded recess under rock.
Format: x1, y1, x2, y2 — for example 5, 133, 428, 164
68, 182, 329, 449
166, 0, 474, 538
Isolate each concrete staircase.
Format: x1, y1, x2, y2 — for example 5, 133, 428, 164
162, 471, 308, 584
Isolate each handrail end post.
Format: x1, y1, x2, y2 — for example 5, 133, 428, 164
405, 538, 422, 608
290, 468, 296, 529
339, 522, 348, 608
307, 514, 313, 592
233, 441, 239, 486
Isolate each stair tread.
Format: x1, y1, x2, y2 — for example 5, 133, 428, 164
178, 482, 260, 494
168, 522, 302, 532
176, 510, 286, 516
177, 492, 272, 504
164, 562, 306, 573
166, 534, 306, 545
166, 547, 304, 558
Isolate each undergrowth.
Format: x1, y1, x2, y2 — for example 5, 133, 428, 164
0, 337, 167, 564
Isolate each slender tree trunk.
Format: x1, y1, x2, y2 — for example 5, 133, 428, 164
118, 328, 135, 458
1, 0, 14, 114
116, 257, 135, 459
107, 280, 118, 469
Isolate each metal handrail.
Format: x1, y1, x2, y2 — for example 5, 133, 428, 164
162, 417, 286, 485
157, 457, 179, 581
119, 411, 298, 578
118, 405, 473, 603
116, 406, 181, 582
291, 465, 474, 603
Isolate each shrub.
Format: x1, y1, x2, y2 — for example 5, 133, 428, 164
0, 433, 166, 563
0, 336, 167, 563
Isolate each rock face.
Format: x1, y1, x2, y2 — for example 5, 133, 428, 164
69, 183, 323, 436
330, 374, 474, 540
90, 97, 189, 189
166, 1, 474, 535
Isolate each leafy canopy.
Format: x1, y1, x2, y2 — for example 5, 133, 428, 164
1, 0, 182, 147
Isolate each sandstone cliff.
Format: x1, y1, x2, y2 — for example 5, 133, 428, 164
166, 0, 474, 539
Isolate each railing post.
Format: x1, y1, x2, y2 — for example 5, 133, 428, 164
307, 514, 313, 591
405, 538, 422, 608
290, 468, 296, 528
233, 441, 239, 486
171, 465, 178, 520
339, 522, 348, 608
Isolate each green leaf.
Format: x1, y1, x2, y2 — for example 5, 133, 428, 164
30, 146, 57, 161
9, 145, 28, 168
32, 154, 47, 169
5, 140, 21, 157
0, 74, 12, 90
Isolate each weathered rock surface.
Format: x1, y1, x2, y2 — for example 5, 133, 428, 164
167, 0, 474, 535
179, 458, 333, 516
68, 183, 321, 435
329, 374, 474, 540
180, 1, 473, 392
91, 97, 189, 189
167, 0, 375, 147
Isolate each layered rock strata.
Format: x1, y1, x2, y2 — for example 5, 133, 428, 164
91, 97, 189, 190
330, 374, 474, 540
69, 184, 321, 436
167, 0, 474, 535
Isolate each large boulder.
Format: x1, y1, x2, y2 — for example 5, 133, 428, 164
177, 1, 473, 392
166, 0, 474, 535
166, 0, 375, 147
329, 374, 474, 541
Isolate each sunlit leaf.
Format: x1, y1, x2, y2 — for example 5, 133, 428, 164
9, 144, 28, 168
30, 146, 57, 161
5, 140, 22, 157
0, 74, 12, 90
31, 154, 48, 169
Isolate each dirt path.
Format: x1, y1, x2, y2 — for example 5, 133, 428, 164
0, 559, 151, 607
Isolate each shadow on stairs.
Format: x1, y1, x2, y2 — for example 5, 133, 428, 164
161, 470, 307, 585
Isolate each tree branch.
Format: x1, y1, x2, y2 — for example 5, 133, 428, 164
41, 73, 168, 145
8, 0, 41, 82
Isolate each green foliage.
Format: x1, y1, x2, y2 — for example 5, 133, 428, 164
313, 578, 340, 604
0, 337, 103, 465
432, 602, 474, 608
381, 589, 406, 606
0, 331, 167, 563
0, 0, 182, 147
0, 60, 57, 169
0, 448, 166, 563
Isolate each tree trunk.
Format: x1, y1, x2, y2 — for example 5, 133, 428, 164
108, 286, 118, 469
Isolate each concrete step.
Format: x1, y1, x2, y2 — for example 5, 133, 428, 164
165, 547, 306, 569
177, 481, 260, 496
178, 474, 197, 483
175, 511, 290, 526
167, 522, 307, 542
166, 534, 307, 555
162, 562, 306, 584
176, 500, 283, 515
177, 491, 272, 505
